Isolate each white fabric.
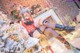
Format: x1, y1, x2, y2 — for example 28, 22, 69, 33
2, 33, 10, 40
0, 41, 4, 48
25, 37, 39, 49
6, 38, 14, 49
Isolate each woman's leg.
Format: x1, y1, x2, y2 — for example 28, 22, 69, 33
42, 20, 75, 31
44, 28, 71, 49
44, 28, 59, 38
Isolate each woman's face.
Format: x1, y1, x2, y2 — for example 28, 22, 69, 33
24, 13, 31, 19
42, 19, 50, 26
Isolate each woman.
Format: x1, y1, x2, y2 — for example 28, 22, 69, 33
38, 19, 73, 49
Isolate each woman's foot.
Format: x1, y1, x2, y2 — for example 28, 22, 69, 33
57, 36, 71, 49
